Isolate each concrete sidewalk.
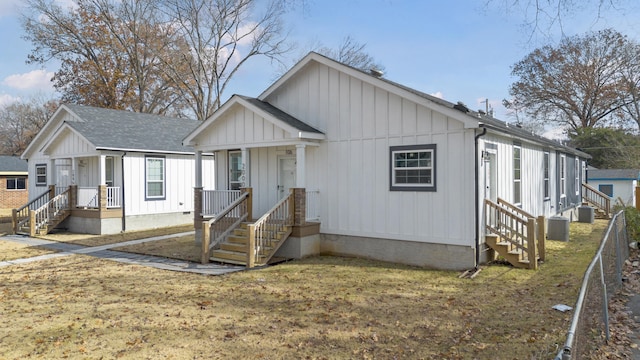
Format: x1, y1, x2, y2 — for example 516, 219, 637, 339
0, 233, 244, 275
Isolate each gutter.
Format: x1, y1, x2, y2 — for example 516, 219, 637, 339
121, 152, 126, 232
474, 126, 487, 268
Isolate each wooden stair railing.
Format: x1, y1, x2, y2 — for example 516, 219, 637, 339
582, 183, 611, 218
206, 191, 294, 268
484, 199, 545, 270
246, 192, 293, 268
13, 188, 71, 236
201, 190, 250, 264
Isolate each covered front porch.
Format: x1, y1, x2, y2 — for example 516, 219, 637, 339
13, 154, 124, 236
192, 144, 322, 267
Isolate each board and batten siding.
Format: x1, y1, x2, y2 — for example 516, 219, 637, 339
479, 134, 559, 219
262, 61, 477, 247
196, 105, 295, 148
122, 153, 214, 216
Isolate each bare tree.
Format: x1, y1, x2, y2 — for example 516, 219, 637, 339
23, 0, 294, 120
485, 0, 634, 40
0, 97, 58, 156
156, 0, 292, 121
317, 36, 384, 73
23, 0, 189, 115
508, 29, 636, 131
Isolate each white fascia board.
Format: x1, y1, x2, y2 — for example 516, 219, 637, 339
22, 104, 77, 159
183, 96, 240, 146
197, 139, 321, 153
96, 147, 195, 156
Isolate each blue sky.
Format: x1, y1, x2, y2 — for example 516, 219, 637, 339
1, 0, 640, 125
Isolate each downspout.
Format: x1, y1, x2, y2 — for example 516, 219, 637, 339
121, 152, 127, 232
474, 126, 487, 268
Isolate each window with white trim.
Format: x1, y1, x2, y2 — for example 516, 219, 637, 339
145, 156, 165, 199
390, 144, 436, 191
560, 154, 566, 198
513, 145, 521, 205
574, 158, 579, 195
543, 151, 550, 199
6, 177, 26, 190
35, 164, 47, 186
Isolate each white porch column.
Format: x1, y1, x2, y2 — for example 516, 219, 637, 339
49, 158, 56, 186
99, 154, 106, 185
295, 144, 306, 188
195, 150, 202, 188
71, 157, 77, 185
241, 148, 250, 187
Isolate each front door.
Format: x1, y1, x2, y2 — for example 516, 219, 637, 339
484, 151, 497, 202
228, 151, 243, 190
55, 159, 72, 191
278, 157, 296, 199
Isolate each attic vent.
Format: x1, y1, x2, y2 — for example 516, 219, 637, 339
453, 102, 469, 113
369, 68, 384, 77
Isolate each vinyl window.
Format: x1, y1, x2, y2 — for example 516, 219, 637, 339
6, 177, 26, 190
390, 144, 436, 191
35, 164, 47, 186
543, 152, 550, 199
145, 156, 165, 200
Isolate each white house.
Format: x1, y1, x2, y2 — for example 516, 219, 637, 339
184, 52, 592, 270
587, 168, 639, 206
18, 104, 215, 235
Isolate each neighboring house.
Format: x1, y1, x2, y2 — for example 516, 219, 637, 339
184, 52, 591, 270
19, 104, 215, 235
587, 168, 640, 206
0, 155, 28, 210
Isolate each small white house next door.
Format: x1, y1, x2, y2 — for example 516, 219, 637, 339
278, 156, 296, 199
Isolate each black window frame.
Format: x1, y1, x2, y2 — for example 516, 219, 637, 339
6, 177, 26, 190
35, 164, 47, 187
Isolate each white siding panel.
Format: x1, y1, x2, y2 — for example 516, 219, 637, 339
124, 153, 196, 216
402, 99, 417, 136
388, 93, 402, 136
375, 88, 388, 137
349, 78, 363, 139
348, 140, 362, 231
373, 138, 387, 234
339, 73, 350, 141
362, 83, 375, 138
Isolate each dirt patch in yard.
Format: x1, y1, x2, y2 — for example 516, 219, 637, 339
0, 220, 609, 359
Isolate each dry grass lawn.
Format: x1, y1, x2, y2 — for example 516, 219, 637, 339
0, 220, 608, 359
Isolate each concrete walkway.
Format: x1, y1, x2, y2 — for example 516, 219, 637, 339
0, 233, 244, 276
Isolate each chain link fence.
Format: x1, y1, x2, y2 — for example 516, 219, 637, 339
555, 210, 629, 359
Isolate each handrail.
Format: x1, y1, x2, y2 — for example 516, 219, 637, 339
497, 197, 534, 220
582, 183, 611, 215
485, 198, 538, 269
248, 193, 293, 267
31, 189, 70, 235
13, 189, 52, 234
201, 191, 250, 264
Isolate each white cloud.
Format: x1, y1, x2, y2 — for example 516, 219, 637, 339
430, 91, 444, 99
0, 0, 21, 17
0, 94, 21, 108
542, 127, 568, 141
3, 70, 55, 91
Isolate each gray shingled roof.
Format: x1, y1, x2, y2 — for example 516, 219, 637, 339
588, 169, 640, 180
238, 96, 323, 134
63, 104, 199, 153
0, 155, 28, 172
